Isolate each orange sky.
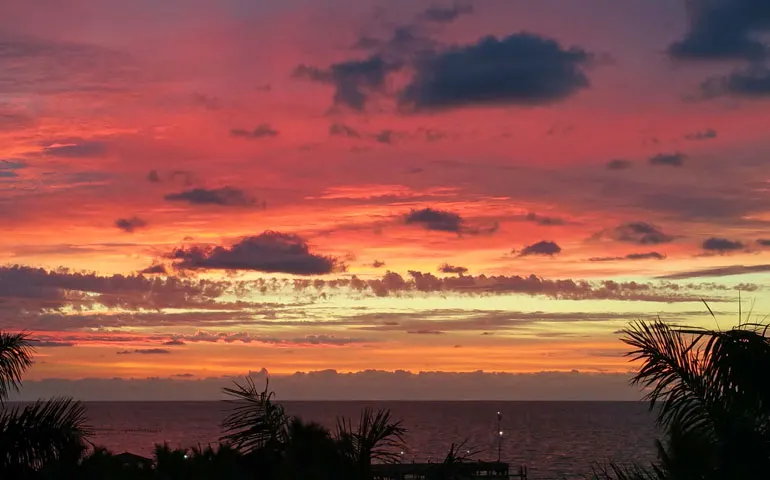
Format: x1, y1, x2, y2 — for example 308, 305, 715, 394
2, 0, 770, 399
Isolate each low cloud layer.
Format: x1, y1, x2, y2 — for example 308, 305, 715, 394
9, 370, 640, 401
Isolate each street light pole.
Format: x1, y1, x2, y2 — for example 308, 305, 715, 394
496, 411, 503, 462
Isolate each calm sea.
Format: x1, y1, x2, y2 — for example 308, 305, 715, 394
84, 401, 658, 480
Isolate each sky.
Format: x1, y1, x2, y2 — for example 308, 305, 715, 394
2, 0, 770, 400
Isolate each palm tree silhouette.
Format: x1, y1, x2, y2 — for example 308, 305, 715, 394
0, 331, 92, 477
596, 314, 770, 480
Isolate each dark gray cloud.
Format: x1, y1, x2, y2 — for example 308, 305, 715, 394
668, 0, 770, 61
0, 265, 228, 323
0, 159, 27, 178
147, 170, 161, 182
610, 222, 674, 245
405, 208, 463, 233
518, 240, 562, 256
329, 123, 360, 138
117, 348, 171, 355
606, 159, 632, 170
139, 263, 167, 275
523, 212, 565, 226
114, 216, 147, 233
407, 329, 445, 335
684, 128, 717, 141
230, 123, 279, 139
659, 264, 770, 280
649, 152, 686, 167
589, 252, 666, 262
400, 33, 591, 110
374, 129, 396, 144
294, 55, 401, 110
371, 260, 386, 268
29, 340, 75, 348
169, 231, 342, 275
702, 237, 745, 252
162, 339, 186, 346
701, 66, 770, 98
164, 187, 255, 207
438, 263, 468, 275
757, 239, 770, 246
418, 4, 474, 23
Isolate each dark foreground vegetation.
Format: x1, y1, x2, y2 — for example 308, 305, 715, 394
2, 307, 770, 479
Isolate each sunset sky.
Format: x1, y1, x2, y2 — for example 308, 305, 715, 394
3, 0, 770, 400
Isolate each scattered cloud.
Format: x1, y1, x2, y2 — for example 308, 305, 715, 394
668, 0, 770, 61
139, 264, 168, 275
230, 123, 279, 139
371, 260, 386, 268
606, 159, 632, 170
294, 55, 401, 110
438, 263, 468, 275
43, 140, 106, 158
374, 129, 396, 144
400, 33, 591, 110
702, 237, 744, 253
162, 339, 186, 346
176, 331, 369, 346
418, 4, 474, 24
659, 264, 770, 280
701, 67, 770, 98
757, 239, 770, 247
404, 208, 497, 235
517, 240, 562, 256
523, 212, 565, 226
590, 252, 666, 262
684, 128, 717, 141
114, 216, 147, 233
0, 159, 27, 178
29, 340, 75, 348
407, 329, 445, 335
608, 222, 674, 245
649, 153, 685, 167
147, 170, 161, 183
169, 231, 343, 275
117, 349, 172, 355
164, 187, 255, 207
329, 123, 360, 138
404, 207, 463, 233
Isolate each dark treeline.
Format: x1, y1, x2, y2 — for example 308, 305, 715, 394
2, 306, 770, 480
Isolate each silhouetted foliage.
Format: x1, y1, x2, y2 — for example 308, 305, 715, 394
594, 309, 770, 480
0, 332, 92, 478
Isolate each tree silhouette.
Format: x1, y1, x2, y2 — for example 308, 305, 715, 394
596, 314, 770, 480
0, 332, 92, 477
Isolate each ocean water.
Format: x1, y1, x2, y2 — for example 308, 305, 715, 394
85, 401, 658, 480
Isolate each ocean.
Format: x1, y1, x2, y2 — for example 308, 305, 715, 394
83, 401, 658, 479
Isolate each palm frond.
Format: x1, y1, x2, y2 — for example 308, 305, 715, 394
220, 377, 289, 454
0, 331, 34, 402
336, 408, 407, 465
0, 397, 92, 472
621, 319, 714, 438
